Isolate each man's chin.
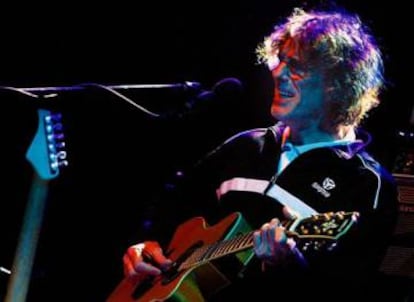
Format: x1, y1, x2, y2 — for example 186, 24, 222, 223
271, 106, 293, 120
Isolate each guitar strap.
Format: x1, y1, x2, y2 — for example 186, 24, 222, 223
265, 182, 318, 217
216, 177, 317, 218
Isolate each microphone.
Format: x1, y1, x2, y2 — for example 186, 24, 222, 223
173, 77, 243, 119
211, 77, 243, 99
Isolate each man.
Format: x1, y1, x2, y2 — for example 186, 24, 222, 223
115, 7, 399, 301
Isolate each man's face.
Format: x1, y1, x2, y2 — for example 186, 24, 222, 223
269, 38, 326, 128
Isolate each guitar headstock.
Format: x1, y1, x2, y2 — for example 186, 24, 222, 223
288, 211, 359, 252
26, 109, 68, 180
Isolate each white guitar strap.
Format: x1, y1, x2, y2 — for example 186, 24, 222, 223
265, 183, 318, 217
216, 177, 318, 218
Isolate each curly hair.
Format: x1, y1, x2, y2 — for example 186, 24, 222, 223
256, 8, 384, 126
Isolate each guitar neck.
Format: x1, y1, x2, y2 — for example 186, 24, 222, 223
179, 230, 255, 270
5, 109, 68, 302
5, 175, 50, 302
178, 211, 358, 271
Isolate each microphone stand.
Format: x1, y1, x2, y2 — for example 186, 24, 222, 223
2, 81, 202, 118
15, 81, 201, 94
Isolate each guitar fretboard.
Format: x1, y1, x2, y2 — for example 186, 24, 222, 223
177, 211, 358, 271
179, 231, 255, 270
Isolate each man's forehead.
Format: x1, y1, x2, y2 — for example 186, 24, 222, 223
279, 37, 299, 57
267, 37, 300, 70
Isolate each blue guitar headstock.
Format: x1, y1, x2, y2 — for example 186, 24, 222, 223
26, 109, 68, 180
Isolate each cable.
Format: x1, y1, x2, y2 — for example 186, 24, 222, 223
0, 86, 40, 99
1, 83, 166, 118
78, 82, 161, 118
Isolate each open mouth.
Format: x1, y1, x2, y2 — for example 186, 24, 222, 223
279, 90, 295, 98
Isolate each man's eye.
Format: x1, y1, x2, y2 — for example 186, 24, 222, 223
289, 61, 307, 77
289, 61, 301, 71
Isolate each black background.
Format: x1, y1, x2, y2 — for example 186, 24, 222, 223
0, 1, 412, 301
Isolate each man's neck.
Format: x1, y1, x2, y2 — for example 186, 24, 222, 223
287, 124, 355, 145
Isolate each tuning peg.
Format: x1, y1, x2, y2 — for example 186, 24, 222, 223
44, 112, 63, 123
335, 211, 345, 220
46, 123, 63, 133
50, 159, 69, 170
327, 242, 337, 251
48, 141, 66, 152
47, 133, 65, 143
313, 225, 321, 234
302, 242, 311, 251
58, 160, 69, 168
53, 133, 64, 141
300, 225, 309, 235
324, 212, 335, 220
55, 141, 66, 149
352, 212, 360, 222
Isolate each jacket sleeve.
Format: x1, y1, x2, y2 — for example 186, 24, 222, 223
138, 130, 254, 248
287, 169, 399, 294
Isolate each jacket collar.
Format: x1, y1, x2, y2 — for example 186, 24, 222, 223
270, 122, 371, 159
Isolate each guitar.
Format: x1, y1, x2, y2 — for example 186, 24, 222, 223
5, 109, 68, 302
107, 211, 359, 302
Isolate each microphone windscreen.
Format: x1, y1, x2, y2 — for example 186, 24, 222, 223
212, 77, 243, 98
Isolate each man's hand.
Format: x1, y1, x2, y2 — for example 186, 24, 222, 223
123, 241, 172, 281
253, 217, 296, 265
253, 206, 305, 268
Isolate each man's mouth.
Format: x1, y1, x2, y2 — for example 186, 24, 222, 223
278, 90, 295, 98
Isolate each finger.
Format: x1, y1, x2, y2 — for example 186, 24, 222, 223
254, 230, 272, 260
143, 241, 172, 268
126, 245, 144, 266
126, 243, 145, 259
286, 237, 297, 249
148, 248, 172, 267
265, 224, 276, 253
260, 225, 274, 258
260, 222, 270, 231
134, 261, 162, 276
124, 254, 143, 273
123, 254, 136, 277
123, 258, 144, 284
269, 218, 279, 226
262, 220, 278, 242
274, 225, 288, 246
268, 218, 280, 244
123, 252, 162, 277
253, 230, 263, 256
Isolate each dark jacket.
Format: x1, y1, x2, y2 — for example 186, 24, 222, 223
155, 123, 399, 301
